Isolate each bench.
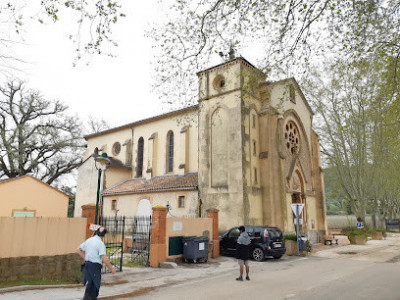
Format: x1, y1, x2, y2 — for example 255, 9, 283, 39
328, 229, 342, 235
324, 235, 339, 245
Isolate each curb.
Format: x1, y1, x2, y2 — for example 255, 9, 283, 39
0, 284, 82, 295
0, 279, 130, 295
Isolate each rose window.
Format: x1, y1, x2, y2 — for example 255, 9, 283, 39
284, 121, 300, 155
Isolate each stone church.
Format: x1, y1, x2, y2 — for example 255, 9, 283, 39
75, 57, 327, 242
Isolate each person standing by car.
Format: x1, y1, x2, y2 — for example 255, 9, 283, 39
77, 226, 116, 300
236, 226, 251, 281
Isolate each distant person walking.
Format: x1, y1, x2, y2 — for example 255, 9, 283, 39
77, 227, 116, 300
236, 226, 251, 281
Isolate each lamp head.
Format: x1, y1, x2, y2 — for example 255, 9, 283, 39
95, 152, 111, 166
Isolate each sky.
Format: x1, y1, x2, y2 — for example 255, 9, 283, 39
1, 0, 266, 188
10, 0, 168, 130
5, 1, 279, 132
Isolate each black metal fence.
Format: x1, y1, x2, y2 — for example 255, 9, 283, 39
99, 216, 125, 273
125, 216, 152, 267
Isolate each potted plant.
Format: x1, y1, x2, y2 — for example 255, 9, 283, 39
283, 234, 298, 256
347, 231, 368, 245
300, 239, 313, 256
367, 229, 385, 240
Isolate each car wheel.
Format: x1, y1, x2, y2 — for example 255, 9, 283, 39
252, 248, 265, 261
273, 255, 282, 259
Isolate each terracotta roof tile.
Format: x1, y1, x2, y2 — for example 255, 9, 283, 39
103, 172, 198, 195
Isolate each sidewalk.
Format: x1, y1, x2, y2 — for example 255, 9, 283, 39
312, 233, 400, 261
311, 234, 350, 253
0, 256, 242, 299
1, 234, 399, 299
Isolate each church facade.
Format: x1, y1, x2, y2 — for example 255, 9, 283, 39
75, 58, 327, 241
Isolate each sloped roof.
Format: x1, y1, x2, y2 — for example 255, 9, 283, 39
103, 172, 198, 196
85, 105, 199, 140
0, 175, 71, 199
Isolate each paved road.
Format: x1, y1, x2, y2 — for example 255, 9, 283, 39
1, 234, 400, 300
132, 256, 400, 300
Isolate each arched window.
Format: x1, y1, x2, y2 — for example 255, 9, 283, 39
211, 108, 228, 186
137, 199, 152, 216
136, 137, 144, 177
167, 131, 174, 172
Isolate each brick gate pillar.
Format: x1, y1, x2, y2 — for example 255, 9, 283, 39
207, 209, 220, 258
150, 206, 168, 267
81, 204, 101, 240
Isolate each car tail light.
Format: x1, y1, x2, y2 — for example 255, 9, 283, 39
267, 246, 271, 250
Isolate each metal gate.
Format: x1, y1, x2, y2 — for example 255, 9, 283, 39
99, 216, 125, 273
126, 216, 152, 266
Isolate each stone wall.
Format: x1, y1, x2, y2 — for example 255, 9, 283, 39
0, 253, 82, 282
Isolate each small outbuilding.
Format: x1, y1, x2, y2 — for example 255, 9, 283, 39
0, 175, 69, 217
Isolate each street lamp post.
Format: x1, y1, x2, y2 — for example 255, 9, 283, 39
94, 152, 111, 224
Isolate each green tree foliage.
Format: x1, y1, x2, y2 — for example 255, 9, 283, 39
60, 185, 75, 217
0, 80, 85, 185
342, 199, 352, 215
305, 58, 400, 221
324, 167, 349, 215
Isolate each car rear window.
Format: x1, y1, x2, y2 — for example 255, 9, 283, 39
267, 228, 282, 239
252, 228, 262, 237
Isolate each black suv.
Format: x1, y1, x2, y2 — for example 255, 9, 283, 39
219, 226, 286, 261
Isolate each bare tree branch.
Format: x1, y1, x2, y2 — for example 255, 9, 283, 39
0, 80, 85, 185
